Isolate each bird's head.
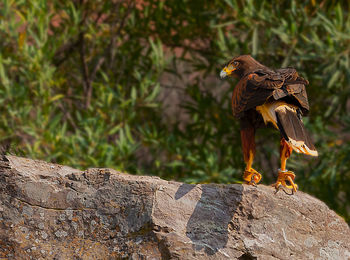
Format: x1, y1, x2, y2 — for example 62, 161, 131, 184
220, 55, 265, 79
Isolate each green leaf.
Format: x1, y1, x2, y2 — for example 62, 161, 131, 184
252, 27, 258, 56
327, 70, 340, 89
49, 94, 64, 102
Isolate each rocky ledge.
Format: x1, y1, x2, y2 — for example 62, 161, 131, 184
0, 155, 349, 259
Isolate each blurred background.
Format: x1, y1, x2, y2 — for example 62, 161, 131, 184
0, 0, 349, 223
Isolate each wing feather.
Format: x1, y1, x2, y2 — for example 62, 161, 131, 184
232, 68, 310, 118
232, 70, 283, 118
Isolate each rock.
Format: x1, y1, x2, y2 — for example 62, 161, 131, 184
0, 155, 349, 259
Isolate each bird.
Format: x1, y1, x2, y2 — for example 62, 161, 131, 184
220, 55, 318, 193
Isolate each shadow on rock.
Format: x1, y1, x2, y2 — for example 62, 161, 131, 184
174, 183, 197, 200
176, 183, 243, 255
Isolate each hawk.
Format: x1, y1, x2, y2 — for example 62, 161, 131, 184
220, 55, 318, 193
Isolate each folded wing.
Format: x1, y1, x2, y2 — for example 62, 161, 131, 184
232, 68, 309, 118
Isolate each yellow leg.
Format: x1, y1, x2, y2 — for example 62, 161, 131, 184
241, 127, 262, 186
243, 150, 262, 185
274, 139, 298, 194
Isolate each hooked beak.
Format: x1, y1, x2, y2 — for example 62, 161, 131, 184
220, 70, 228, 79
220, 66, 235, 79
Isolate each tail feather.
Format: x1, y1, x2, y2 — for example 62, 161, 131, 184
275, 105, 318, 156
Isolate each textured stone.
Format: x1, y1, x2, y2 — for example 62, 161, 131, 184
0, 155, 349, 259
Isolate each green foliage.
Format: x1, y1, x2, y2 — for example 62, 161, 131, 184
0, 0, 349, 222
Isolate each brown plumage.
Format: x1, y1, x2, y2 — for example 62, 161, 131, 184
220, 55, 317, 193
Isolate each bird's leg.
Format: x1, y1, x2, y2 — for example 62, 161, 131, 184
274, 138, 298, 193
243, 151, 262, 186
241, 127, 262, 186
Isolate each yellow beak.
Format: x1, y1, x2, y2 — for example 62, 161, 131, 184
220, 66, 235, 78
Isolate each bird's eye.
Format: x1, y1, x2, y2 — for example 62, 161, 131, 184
227, 64, 234, 70
233, 61, 239, 66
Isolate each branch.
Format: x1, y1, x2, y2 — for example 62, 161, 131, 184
78, 32, 92, 109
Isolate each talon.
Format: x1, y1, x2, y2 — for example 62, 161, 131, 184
273, 170, 298, 194
243, 169, 262, 186
273, 183, 282, 194
249, 178, 257, 186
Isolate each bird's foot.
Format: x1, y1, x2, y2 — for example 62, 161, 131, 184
243, 168, 262, 186
273, 169, 298, 195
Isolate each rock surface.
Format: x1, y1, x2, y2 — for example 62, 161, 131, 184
0, 155, 349, 259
